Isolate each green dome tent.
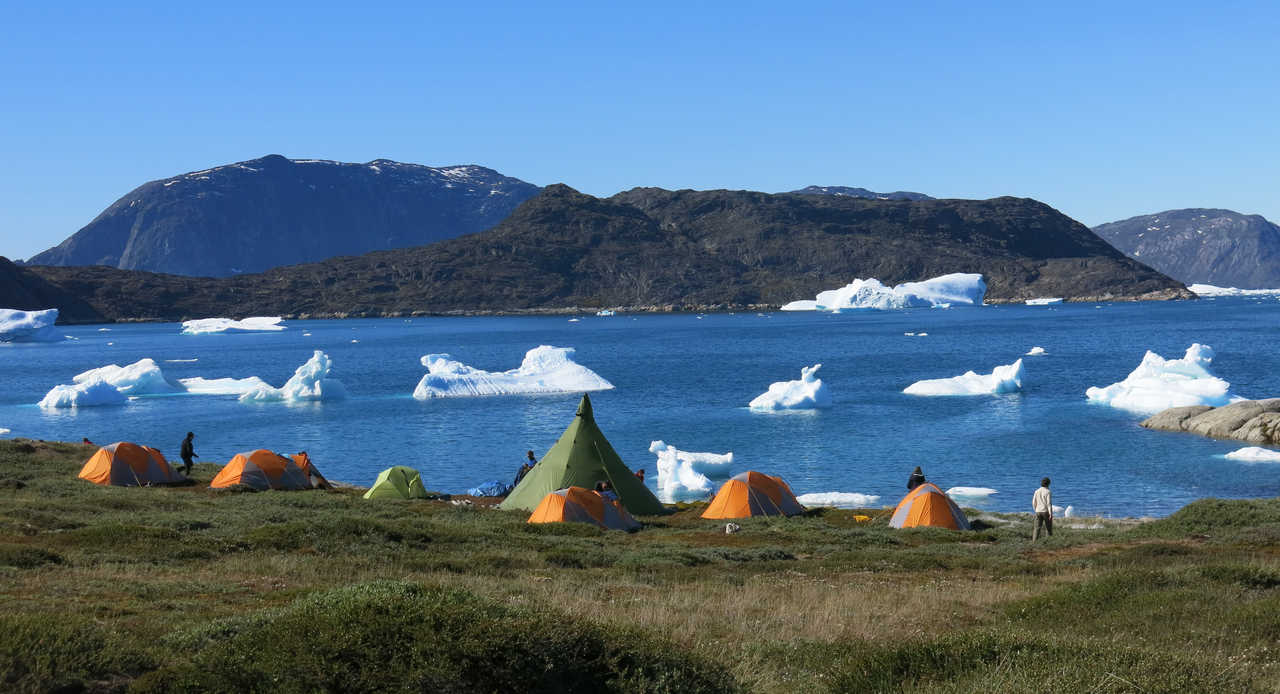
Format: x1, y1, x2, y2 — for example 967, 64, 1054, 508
363, 466, 429, 500
500, 394, 664, 516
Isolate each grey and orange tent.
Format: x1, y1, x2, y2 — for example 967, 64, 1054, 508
78, 442, 187, 486
889, 483, 971, 530
528, 486, 640, 531
701, 471, 805, 519
210, 449, 312, 491
500, 394, 664, 516
290, 451, 332, 489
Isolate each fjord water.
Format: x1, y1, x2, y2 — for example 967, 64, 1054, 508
3, 297, 1279, 517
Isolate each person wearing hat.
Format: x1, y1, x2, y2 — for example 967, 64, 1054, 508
906, 466, 926, 491
1032, 477, 1053, 540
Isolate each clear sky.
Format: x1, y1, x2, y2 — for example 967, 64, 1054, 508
2, 1, 1278, 260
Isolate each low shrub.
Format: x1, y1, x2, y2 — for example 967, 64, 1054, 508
0, 612, 152, 693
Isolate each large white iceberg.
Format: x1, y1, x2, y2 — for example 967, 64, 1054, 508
73, 358, 183, 395
1224, 447, 1280, 463
795, 492, 881, 508
1188, 284, 1280, 297
1085, 344, 1241, 413
749, 364, 832, 410
904, 359, 1024, 396
38, 379, 128, 408
0, 308, 64, 343
239, 351, 347, 402
780, 273, 986, 311
412, 345, 613, 399
649, 440, 734, 503
181, 316, 286, 334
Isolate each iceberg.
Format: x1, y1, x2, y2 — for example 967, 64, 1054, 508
1188, 284, 1280, 297
649, 440, 734, 503
1026, 346, 1046, 356
749, 364, 832, 410
0, 308, 64, 343
795, 492, 881, 508
412, 345, 613, 399
72, 358, 183, 395
1025, 297, 1063, 305
179, 376, 274, 395
904, 359, 1024, 396
781, 273, 986, 311
239, 351, 347, 402
181, 316, 286, 334
946, 487, 998, 500
1224, 447, 1280, 463
39, 378, 128, 408
1085, 344, 1241, 413
0, 428, 9, 436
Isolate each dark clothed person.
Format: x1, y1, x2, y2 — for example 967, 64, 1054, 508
179, 432, 198, 475
906, 466, 926, 491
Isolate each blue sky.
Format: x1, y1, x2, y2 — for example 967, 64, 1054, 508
2, 1, 1277, 260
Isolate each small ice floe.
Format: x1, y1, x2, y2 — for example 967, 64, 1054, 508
1224, 447, 1280, 463
181, 316, 286, 334
0, 308, 64, 343
1085, 343, 1241, 413
781, 273, 986, 311
945, 487, 998, 502
596, 309, 616, 316
303, 332, 312, 337
1052, 504, 1074, 518
351, 339, 359, 343
1025, 297, 1063, 305
0, 428, 9, 436
748, 364, 832, 410
238, 350, 347, 402
568, 318, 581, 323
413, 345, 612, 399
795, 491, 881, 508
164, 358, 199, 363
904, 359, 1024, 396
650, 440, 733, 503
1188, 284, 1280, 297
1026, 346, 1047, 356
98, 328, 111, 332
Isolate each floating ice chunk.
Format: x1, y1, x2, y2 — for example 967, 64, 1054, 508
73, 358, 182, 395
179, 376, 274, 395
39, 378, 128, 408
1025, 297, 1063, 305
1052, 504, 1074, 517
749, 364, 832, 410
181, 316, 286, 334
795, 492, 881, 508
412, 345, 613, 399
238, 351, 347, 402
596, 309, 616, 316
783, 273, 986, 311
1224, 447, 1280, 463
0, 428, 9, 436
649, 440, 733, 503
1026, 346, 1047, 356
0, 308, 64, 343
905, 359, 1024, 396
1085, 344, 1241, 413
164, 358, 198, 363
946, 486, 998, 500
1188, 284, 1280, 297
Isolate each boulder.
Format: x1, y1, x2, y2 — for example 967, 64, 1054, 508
1142, 398, 1280, 444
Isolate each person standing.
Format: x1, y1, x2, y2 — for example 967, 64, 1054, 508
906, 466, 926, 491
1032, 477, 1053, 540
179, 432, 198, 476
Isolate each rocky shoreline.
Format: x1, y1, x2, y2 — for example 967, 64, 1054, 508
1141, 399, 1280, 445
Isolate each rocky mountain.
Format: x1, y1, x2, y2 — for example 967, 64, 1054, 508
25, 155, 540, 277
789, 185, 933, 201
0, 257, 105, 323
1093, 209, 1280, 288
10, 186, 1190, 322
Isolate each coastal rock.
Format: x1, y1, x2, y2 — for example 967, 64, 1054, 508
1141, 399, 1280, 444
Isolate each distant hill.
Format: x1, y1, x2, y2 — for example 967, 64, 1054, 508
1093, 209, 1280, 288
789, 186, 933, 201
10, 186, 1190, 322
25, 155, 540, 277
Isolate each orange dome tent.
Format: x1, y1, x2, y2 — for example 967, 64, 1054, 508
290, 451, 332, 489
528, 486, 641, 531
701, 471, 805, 519
78, 442, 187, 486
210, 449, 312, 491
889, 483, 971, 530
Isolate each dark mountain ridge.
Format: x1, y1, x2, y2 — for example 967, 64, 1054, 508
788, 185, 933, 201
8, 185, 1190, 322
1093, 209, 1280, 288
25, 155, 541, 277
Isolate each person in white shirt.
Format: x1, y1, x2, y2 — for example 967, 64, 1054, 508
1032, 477, 1053, 540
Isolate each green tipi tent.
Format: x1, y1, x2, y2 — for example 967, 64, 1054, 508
363, 466, 429, 500
500, 394, 665, 516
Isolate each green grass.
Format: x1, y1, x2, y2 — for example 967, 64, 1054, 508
2, 439, 1279, 692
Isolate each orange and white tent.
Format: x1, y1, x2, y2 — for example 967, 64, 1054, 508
210, 449, 312, 491
889, 483, 971, 530
528, 486, 641, 531
290, 452, 332, 489
78, 442, 187, 486
701, 471, 805, 519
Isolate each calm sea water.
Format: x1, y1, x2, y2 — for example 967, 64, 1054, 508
3, 298, 1279, 517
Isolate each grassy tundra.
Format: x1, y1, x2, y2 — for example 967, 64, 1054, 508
1, 439, 1278, 693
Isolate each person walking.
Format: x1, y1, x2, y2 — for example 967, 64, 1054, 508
1032, 477, 1053, 540
906, 466, 926, 491
179, 432, 198, 476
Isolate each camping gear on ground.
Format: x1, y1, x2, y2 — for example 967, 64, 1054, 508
290, 451, 332, 489
467, 479, 511, 497
500, 394, 664, 515
363, 465, 429, 500
889, 482, 971, 530
78, 441, 187, 486
700, 470, 805, 519
210, 449, 312, 491
527, 486, 640, 531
